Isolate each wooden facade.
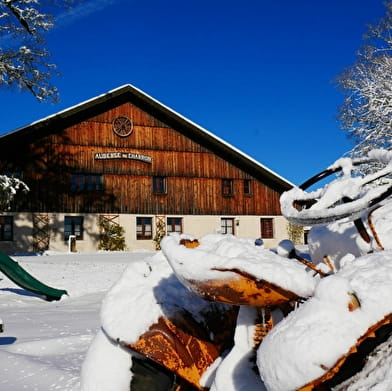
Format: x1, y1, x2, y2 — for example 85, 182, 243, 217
0, 85, 293, 253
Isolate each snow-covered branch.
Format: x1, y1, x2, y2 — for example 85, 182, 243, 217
0, 175, 29, 211
337, 1, 392, 171
0, 0, 74, 102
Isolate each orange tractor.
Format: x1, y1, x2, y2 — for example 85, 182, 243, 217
83, 149, 392, 391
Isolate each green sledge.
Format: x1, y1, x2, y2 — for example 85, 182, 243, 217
0, 252, 67, 301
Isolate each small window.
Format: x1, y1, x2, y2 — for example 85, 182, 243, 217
64, 216, 84, 240
260, 218, 274, 239
5, 172, 22, 179
87, 174, 104, 191
221, 218, 234, 235
222, 179, 234, 197
71, 174, 103, 192
243, 179, 252, 196
167, 217, 183, 234
0, 216, 13, 241
71, 174, 84, 192
137, 217, 152, 240
153, 176, 167, 194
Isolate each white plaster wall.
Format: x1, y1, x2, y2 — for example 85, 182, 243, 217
182, 215, 290, 248
49, 213, 101, 253
1, 213, 293, 254
0, 212, 34, 254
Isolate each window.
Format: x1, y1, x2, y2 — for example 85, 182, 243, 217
71, 174, 82, 192
243, 179, 252, 196
137, 217, 152, 240
167, 217, 183, 234
221, 218, 234, 235
260, 218, 274, 239
64, 216, 84, 240
87, 175, 104, 191
0, 216, 13, 241
222, 179, 234, 197
153, 176, 167, 194
71, 174, 103, 192
5, 172, 22, 180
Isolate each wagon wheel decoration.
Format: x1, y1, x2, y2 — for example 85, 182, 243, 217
112, 115, 133, 137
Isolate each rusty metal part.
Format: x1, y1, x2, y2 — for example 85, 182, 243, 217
186, 268, 302, 306
174, 381, 199, 391
297, 313, 392, 391
367, 206, 384, 250
352, 218, 372, 244
179, 239, 200, 248
323, 255, 335, 273
289, 251, 327, 277
253, 307, 274, 350
347, 292, 361, 312
127, 308, 238, 390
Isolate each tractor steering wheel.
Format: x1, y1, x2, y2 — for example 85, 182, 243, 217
280, 149, 392, 226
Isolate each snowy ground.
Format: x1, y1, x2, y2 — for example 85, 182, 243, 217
0, 251, 152, 391
1, 241, 392, 391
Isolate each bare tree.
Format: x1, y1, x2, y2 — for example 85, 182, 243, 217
0, 0, 73, 102
337, 1, 392, 169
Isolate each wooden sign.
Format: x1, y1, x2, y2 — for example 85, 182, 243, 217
94, 152, 152, 163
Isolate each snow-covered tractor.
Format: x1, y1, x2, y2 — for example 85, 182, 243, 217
81, 149, 392, 391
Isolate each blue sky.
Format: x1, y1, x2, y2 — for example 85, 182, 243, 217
0, 0, 387, 185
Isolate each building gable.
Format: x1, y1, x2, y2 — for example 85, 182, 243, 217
0, 85, 292, 216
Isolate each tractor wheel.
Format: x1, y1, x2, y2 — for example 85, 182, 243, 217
130, 356, 199, 391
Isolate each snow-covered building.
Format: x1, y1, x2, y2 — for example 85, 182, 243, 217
0, 85, 293, 254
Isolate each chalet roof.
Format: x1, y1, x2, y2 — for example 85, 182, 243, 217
1, 84, 293, 192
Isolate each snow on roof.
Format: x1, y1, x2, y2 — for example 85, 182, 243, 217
1, 84, 294, 189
